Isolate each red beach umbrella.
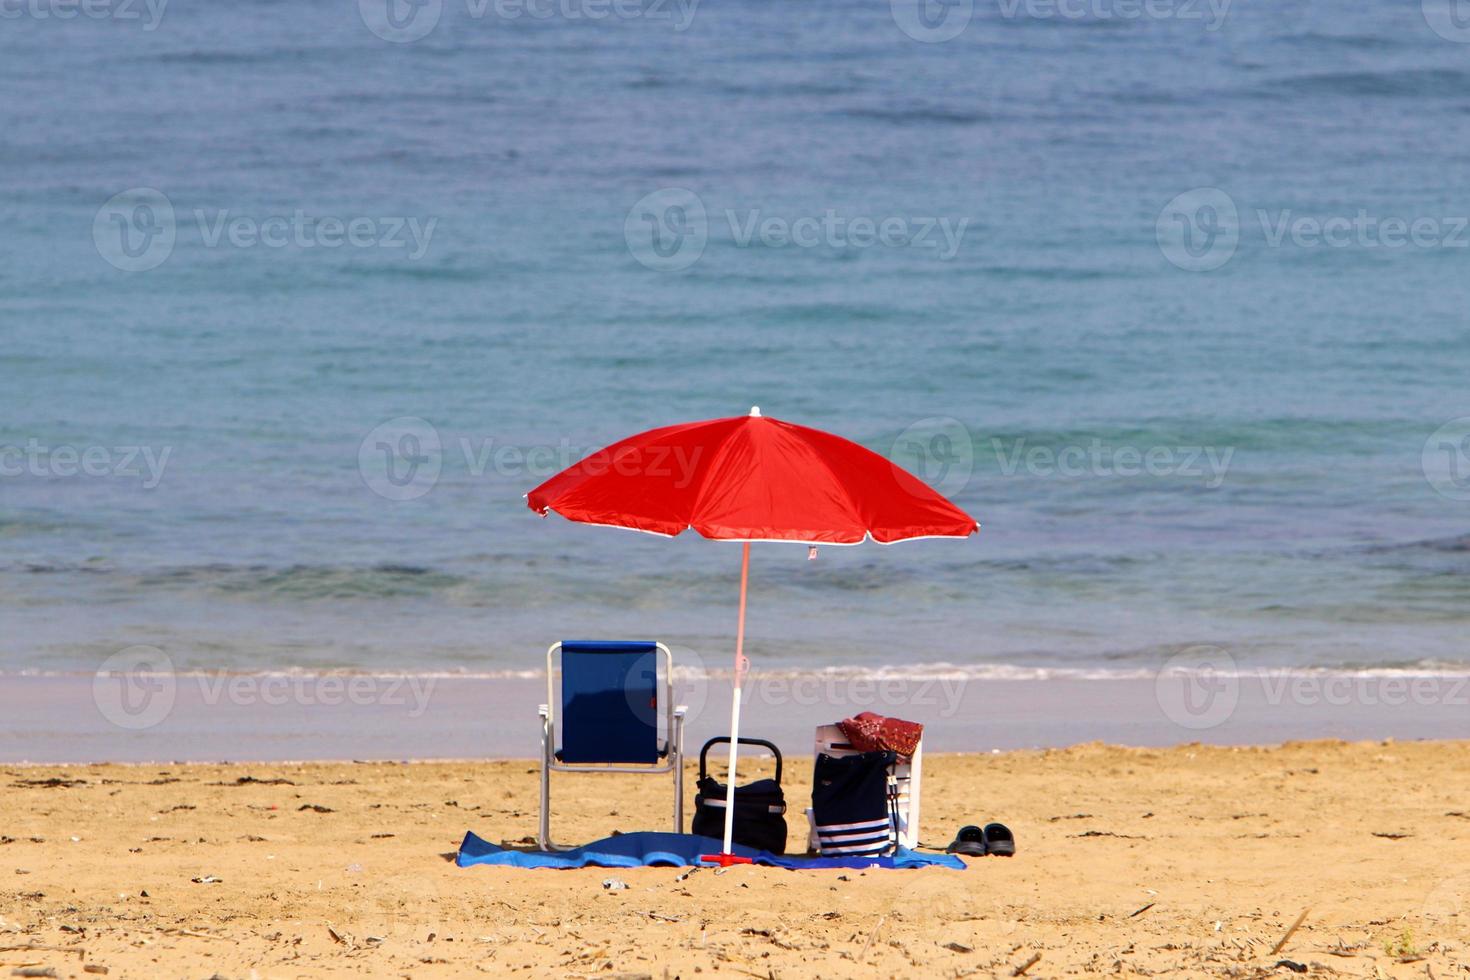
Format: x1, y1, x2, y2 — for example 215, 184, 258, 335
527, 407, 978, 861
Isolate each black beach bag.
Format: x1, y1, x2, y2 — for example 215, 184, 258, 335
692, 737, 789, 854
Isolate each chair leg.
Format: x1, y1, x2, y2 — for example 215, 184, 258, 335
538, 717, 553, 851
672, 714, 685, 834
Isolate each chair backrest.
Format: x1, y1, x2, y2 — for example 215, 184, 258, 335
557, 640, 660, 765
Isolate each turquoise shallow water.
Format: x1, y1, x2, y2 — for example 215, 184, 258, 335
2, 0, 1469, 676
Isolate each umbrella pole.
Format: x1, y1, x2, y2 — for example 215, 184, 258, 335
719, 542, 752, 859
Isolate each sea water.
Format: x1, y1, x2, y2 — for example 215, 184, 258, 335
2, 0, 1469, 679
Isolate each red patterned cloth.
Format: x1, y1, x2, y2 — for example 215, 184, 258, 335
838, 712, 923, 761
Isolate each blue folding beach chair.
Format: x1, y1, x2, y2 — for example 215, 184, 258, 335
538, 641, 686, 851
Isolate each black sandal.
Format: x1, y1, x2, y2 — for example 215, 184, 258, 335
983, 822, 1015, 857
944, 825, 987, 857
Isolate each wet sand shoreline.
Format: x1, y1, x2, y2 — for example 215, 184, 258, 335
6, 671, 1470, 763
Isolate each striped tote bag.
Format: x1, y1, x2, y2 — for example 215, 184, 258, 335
811, 750, 898, 857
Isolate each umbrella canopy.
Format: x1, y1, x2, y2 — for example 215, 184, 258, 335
526, 408, 977, 543
526, 408, 977, 862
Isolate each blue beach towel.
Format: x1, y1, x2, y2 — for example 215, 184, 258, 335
455, 831, 965, 871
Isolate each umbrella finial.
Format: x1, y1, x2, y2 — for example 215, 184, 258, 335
749, 406, 762, 417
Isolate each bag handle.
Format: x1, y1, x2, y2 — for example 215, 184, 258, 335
699, 736, 783, 785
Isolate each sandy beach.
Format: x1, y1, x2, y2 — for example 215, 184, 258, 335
4, 739, 1469, 978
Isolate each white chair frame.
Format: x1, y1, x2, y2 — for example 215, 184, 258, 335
537, 641, 686, 851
